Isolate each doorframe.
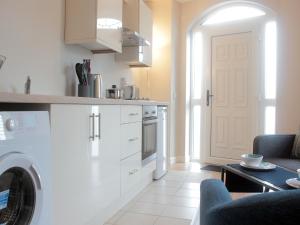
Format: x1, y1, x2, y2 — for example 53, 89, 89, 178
188, 12, 277, 165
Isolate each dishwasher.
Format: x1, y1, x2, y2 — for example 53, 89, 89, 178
153, 106, 168, 180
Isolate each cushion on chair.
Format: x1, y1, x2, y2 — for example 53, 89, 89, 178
292, 134, 300, 159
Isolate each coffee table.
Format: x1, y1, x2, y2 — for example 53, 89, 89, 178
221, 164, 298, 192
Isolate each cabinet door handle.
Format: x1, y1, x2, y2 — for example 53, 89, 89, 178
128, 137, 139, 142
89, 113, 95, 141
129, 113, 138, 116
95, 113, 101, 140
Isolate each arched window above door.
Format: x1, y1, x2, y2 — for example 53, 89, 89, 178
203, 6, 266, 26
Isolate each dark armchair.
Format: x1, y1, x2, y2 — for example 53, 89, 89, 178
200, 179, 300, 225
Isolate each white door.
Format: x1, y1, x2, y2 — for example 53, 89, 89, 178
210, 32, 258, 160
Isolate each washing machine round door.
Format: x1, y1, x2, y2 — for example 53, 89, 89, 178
0, 153, 43, 225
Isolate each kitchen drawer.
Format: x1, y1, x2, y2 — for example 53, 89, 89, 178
121, 106, 142, 124
121, 152, 142, 195
121, 122, 142, 159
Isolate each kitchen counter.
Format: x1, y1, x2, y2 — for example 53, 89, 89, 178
0, 92, 169, 106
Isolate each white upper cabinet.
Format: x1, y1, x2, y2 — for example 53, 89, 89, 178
122, 0, 152, 42
65, 0, 123, 53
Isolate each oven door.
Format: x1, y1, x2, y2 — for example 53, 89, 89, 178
142, 118, 158, 166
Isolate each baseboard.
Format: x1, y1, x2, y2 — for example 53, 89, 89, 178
169, 157, 177, 165
176, 155, 190, 163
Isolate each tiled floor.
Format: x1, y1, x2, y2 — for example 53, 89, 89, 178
104, 162, 220, 225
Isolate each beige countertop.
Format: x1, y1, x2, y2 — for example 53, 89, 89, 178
0, 92, 169, 106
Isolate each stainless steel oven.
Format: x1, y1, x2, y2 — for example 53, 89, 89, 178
142, 105, 158, 166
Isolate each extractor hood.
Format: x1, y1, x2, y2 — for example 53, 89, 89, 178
122, 28, 151, 47
117, 0, 153, 67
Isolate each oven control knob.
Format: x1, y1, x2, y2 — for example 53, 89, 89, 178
6, 119, 17, 131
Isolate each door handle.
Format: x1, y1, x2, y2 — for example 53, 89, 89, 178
206, 90, 214, 106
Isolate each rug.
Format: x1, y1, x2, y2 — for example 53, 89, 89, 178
201, 165, 222, 172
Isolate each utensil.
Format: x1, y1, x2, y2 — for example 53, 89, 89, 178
75, 63, 83, 84
82, 59, 89, 86
0, 55, 6, 70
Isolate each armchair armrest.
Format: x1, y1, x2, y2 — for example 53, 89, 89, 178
205, 188, 300, 225
253, 135, 295, 159
200, 180, 232, 225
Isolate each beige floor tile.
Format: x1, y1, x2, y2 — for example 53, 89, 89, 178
168, 196, 200, 208
163, 175, 186, 182
175, 189, 200, 198
181, 182, 200, 190
151, 179, 183, 188
161, 205, 197, 220
115, 212, 158, 225
127, 202, 167, 215
154, 217, 191, 225
137, 193, 173, 205
145, 186, 179, 195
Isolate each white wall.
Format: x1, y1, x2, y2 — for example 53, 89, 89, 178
0, 0, 133, 96
176, 0, 300, 161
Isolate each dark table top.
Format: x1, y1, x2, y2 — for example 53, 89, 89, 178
223, 164, 298, 191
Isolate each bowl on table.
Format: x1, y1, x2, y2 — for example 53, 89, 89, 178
241, 154, 263, 167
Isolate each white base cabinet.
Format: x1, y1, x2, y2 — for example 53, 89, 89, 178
51, 104, 121, 225
50, 104, 156, 225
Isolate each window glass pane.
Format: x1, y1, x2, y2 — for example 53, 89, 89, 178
265, 106, 276, 134
203, 6, 265, 26
265, 21, 277, 99
192, 32, 203, 99
192, 105, 201, 159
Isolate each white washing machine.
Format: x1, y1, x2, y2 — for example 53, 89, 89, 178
0, 111, 52, 225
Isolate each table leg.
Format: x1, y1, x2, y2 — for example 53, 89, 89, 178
221, 168, 225, 182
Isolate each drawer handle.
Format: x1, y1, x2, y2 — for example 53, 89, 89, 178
129, 169, 139, 175
129, 113, 138, 116
128, 137, 139, 142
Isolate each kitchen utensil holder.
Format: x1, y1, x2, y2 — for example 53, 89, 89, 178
87, 74, 95, 97
78, 85, 90, 97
